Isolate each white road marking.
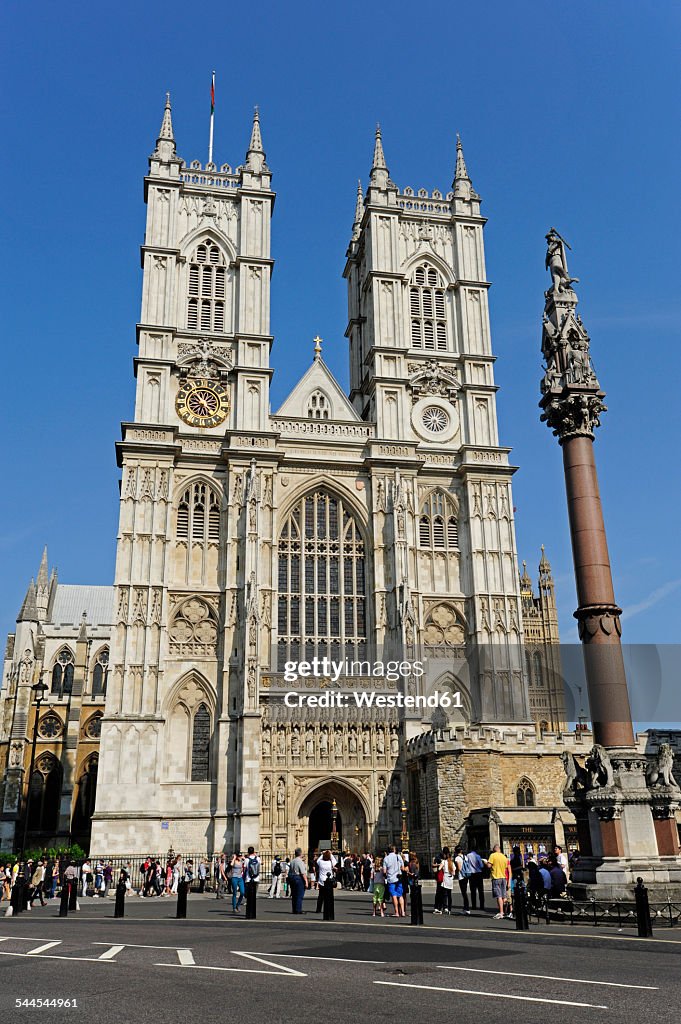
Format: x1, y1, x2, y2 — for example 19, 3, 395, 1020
98, 945, 126, 960
177, 948, 195, 965
26, 941, 62, 956
249, 951, 385, 964
0, 951, 114, 963
92, 941, 191, 950
374, 980, 608, 1009
438, 965, 657, 989
154, 962, 306, 976
233, 952, 307, 976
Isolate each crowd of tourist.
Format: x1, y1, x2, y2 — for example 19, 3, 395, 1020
0, 842, 577, 922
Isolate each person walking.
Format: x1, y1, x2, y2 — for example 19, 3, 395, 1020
216, 854, 228, 899
281, 857, 290, 898
268, 856, 283, 898
440, 849, 454, 915
383, 845, 405, 918
485, 844, 509, 920
230, 852, 245, 913
371, 856, 386, 917
288, 849, 308, 914
198, 859, 207, 894
244, 846, 261, 920
29, 859, 46, 908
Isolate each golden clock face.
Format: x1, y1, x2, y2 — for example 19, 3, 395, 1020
176, 377, 229, 428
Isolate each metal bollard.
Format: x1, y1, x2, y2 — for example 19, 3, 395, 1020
514, 880, 530, 931
59, 882, 69, 918
634, 877, 653, 938
176, 879, 188, 919
410, 883, 424, 926
114, 880, 126, 919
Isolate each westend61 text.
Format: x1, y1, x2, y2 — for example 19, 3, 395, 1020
284, 690, 461, 709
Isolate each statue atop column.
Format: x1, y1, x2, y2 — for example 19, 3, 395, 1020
539, 232, 606, 442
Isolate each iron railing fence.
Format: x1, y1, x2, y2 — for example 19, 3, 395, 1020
87, 853, 276, 890
526, 894, 681, 928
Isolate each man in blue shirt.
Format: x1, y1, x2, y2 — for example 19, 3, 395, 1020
539, 860, 552, 894
466, 844, 485, 911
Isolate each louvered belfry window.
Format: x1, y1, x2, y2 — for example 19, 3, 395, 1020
409, 263, 448, 351
418, 491, 458, 550
176, 481, 221, 545
277, 491, 366, 669
187, 240, 226, 333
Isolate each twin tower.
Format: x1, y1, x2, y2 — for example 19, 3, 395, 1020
84, 96, 561, 856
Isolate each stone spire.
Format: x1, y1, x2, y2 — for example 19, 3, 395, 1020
36, 546, 50, 621
452, 133, 478, 200
77, 612, 89, 643
519, 560, 533, 593
153, 92, 176, 161
539, 544, 552, 576
17, 579, 38, 622
351, 180, 364, 240
245, 106, 267, 173
369, 124, 390, 189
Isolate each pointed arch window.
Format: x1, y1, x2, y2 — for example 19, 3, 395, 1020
277, 491, 366, 669
187, 240, 226, 333
91, 648, 109, 698
176, 481, 221, 546
533, 651, 545, 687
51, 648, 74, 697
27, 753, 62, 834
418, 491, 458, 551
191, 703, 211, 781
516, 778, 536, 807
409, 263, 448, 351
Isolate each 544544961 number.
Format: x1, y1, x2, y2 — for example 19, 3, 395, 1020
15, 999, 78, 1009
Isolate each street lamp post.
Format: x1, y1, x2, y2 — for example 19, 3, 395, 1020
400, 799, 409, 851
20, 679, 49, 857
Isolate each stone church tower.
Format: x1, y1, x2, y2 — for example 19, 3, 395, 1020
77, 100, 536, 856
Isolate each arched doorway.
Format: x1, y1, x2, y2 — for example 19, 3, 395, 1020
308, 801, 343, 863
298, 780, 369, 861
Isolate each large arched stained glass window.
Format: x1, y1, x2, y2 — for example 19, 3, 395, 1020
277, 491, 366, 669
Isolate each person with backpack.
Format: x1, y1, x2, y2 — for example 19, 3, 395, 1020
454, 845, 472, 915
244, 846, 261, 919
268, 855, 283, 898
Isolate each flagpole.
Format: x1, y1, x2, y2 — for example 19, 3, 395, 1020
208, 71, 215, 165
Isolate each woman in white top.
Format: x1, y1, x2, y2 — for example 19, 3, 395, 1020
316, 851, 337, 920
315, 851, 335, 917
436, 849, 454, 915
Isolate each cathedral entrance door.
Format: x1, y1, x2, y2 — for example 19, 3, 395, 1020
307, 800, 343, 864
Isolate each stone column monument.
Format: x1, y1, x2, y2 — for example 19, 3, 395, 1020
539, 229, 681, 897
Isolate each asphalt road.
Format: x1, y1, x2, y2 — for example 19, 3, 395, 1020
1, 889, 679, 1024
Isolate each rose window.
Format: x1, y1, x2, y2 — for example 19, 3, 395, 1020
38, 713, 63, 739
421, 406, 450, 433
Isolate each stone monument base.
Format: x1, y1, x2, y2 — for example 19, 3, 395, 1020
569, 854, 681, 901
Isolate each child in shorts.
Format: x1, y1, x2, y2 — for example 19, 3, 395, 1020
371, 856, 386, 917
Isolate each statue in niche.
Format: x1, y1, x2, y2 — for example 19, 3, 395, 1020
348, 729, 358, 755
305, 728, 314, 760
362, 728, 371, 757
376, 728, 385, 757
262, 728, 271, 758
291, 727, 300, 757
390, 728, 399, 758
335, 725, 344, 754
319, 728, 329, 756
262, 777, 271, 810
391, 777, 402, 807
277, 727, 286, 756
276, 778, 286, 825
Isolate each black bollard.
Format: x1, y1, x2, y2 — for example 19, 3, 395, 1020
176, 879, 188, 919
635, 877, 653, 938
68, 879, 78, 912
245, 880, 257, 919
11, 877, 24, 916
410, 884, 424, 925
114, 881, 126, 919
322, 880, 335, 921
514, 880, 530, 931
59, 882, 69, 918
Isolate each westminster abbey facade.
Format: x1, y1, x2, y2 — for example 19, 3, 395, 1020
1, 97, 579, 862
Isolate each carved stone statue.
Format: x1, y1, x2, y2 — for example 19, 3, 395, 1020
277, 727, 286, 755
348, 729, 358, 755
305, 728, 314, 759
362, 728, 371, 757
291, 727, 300, 756
319, 728, 328, 756
376, 728, 385, 757
545, 228, 578, 293
262, 728, 271, 758
647, 743, 679, 789
262, 777, 271, 808
561, 750, 588, 792
9, 741, 23, 768
585, 743, 615, 789
390, 728, 399, 758
276, 778, 286, 825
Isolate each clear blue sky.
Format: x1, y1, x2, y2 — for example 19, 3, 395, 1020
1, 0, 680, 651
